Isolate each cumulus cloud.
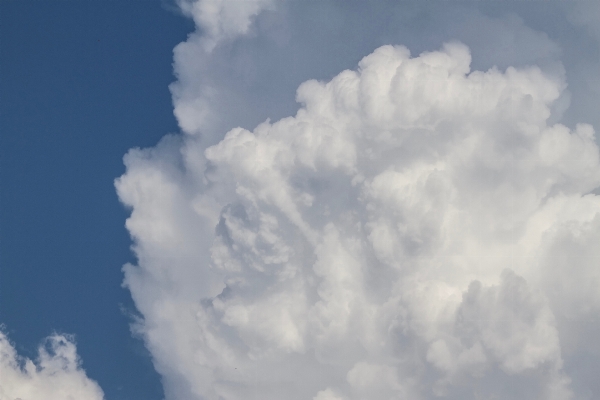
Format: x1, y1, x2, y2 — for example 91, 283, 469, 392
170, 0, 276, 137
167, 1, 582, 147
0, 331, 104, 400
176, 0, 276, 51
117, 40, 600, 399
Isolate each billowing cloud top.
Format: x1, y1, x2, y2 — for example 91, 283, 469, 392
177, 0, 275, 51
116, 41, 600, 399
0, 332, 104, 400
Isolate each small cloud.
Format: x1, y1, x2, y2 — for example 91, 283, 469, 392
0, 330, 104, 400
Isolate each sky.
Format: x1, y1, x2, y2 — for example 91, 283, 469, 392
1, 1, 600, 400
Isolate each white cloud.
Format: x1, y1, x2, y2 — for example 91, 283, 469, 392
117, 41, 600, 399
170, 0, 277, 137
0, 331, 104, 400
177, 0, 276, 51
168, 1, 575, 143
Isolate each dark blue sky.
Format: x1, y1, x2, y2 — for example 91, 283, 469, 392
0, 2, 193, 399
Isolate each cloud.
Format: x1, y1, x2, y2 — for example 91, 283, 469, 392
167, 1, 580, 147
170, 0, 276, 138
176, 0, 276, 51
0, 331, 104, 400
568, 1, 600, 43
116, 39, 600, 399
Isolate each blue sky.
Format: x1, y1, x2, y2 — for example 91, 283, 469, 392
0, 2, 192, 398
2, 1, 600, 400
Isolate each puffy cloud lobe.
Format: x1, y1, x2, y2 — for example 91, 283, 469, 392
116, 43, 600, 399
177, 0, 275, 51
171, 0, 276, 137
0, 332, 104, 400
